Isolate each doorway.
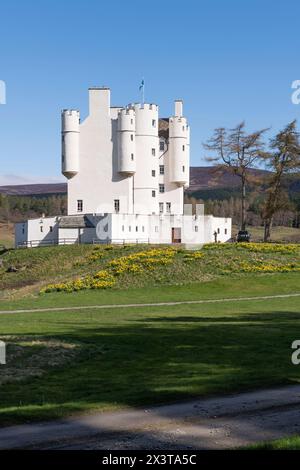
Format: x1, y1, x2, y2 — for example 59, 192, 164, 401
172, 227, 181, 243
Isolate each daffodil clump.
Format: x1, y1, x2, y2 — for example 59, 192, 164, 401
203, 242, 300, 254
183, 251, 203, 261
237, 243, 299, 254
87, 244, 117, 262
107, 248, 177, 275
239, 261, 300, 273
41, 247, 178, 293
41, 269, 115, 293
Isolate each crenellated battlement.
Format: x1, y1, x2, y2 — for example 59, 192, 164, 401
133, 103, 158, 111
62, 109, 80, 116
118, 107, 135, 116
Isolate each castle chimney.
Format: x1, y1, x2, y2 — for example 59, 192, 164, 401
174, 99, 183, 117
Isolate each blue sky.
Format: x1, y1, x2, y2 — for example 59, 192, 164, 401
1, 0, 300, 184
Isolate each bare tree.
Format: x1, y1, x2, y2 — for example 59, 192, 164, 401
204, 122, 268, 231
262, 120, 300, 242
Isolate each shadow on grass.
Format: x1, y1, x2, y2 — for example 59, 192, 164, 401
0, 310, 299, 426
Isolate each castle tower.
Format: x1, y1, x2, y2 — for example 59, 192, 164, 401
117, 107, 136, 175
61, 109, 80, 179
133, 103, 159, 214
169, 100, 190, 187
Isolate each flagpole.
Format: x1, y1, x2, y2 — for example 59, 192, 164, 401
140, 78, 145, 106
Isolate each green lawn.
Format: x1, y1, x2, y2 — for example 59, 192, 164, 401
0, 242, 300, 427
0, 271, 299, 311
248, 435, 300, 450
0, 277, 300, 426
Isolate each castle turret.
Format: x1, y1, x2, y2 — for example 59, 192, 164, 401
169, 100, 189, 187
117, 108, 136, 175
61, 109, 80, 179
133, 103, 159, 214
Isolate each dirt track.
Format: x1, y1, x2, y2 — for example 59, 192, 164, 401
1, 385, 300, 449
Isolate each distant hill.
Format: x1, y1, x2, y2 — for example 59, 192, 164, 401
0, 183, 67, 196
0, 166, 298, 200
189, 166, 271, 191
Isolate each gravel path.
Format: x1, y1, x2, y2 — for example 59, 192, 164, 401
0, 292, 300, 315
1, 385, 300, 449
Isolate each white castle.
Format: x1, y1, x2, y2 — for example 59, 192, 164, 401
15, 86, 231, 247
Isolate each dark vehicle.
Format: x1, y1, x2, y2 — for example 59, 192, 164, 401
236, 230, 251, 242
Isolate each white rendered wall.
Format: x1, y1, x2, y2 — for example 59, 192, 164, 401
15, 217, 58, 247
158, 138, 184, 215
67, 88, 133, 216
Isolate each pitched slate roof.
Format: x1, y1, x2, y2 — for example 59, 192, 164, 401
58, 215, 95, 228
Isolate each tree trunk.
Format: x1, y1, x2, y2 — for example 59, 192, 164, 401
241, 176, 246, 231
264, 217, 273, 242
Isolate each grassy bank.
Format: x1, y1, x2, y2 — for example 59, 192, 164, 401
1, 241, 300, 301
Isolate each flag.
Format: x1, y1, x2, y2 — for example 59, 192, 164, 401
139, 79, 144, 91
139, 78, 145, 104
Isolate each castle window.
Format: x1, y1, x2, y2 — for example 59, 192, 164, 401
195, 226, 198, 232
160, 141, 164, 151
182, 145, 185, 151
155, 226, 159, 232
49, 226, 53, 232
122, 225, 124, 232
166, 202, 171, 213
131, 119, 133, 124
136, 226, 138, 232
159, 184, 165, 193
159, 165, 164, 175
182, 165, 185, 172
159, 202, 164, 213
114, 199, 120, 213
225, 228, 227, 235
152, 190, 156, 198
152, 170, 156, 177
131, 134, 134, 141
40, 226, 43, 233
129, 226, 131, 232
131, 153, 134, 160
142, 226, 145, 232
152, 148, 156, 156
152, 119, 156, 127
217, 228, 220, 234
77, 200, 83, 212
182, 126, 185, 131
